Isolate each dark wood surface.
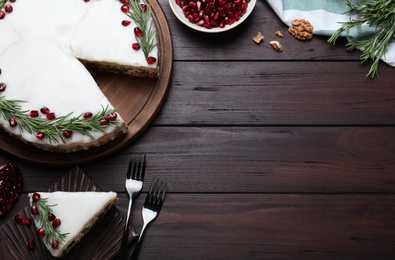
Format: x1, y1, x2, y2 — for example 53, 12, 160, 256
1, 0, 395, 259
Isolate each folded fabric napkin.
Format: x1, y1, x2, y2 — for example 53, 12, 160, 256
265, 0, 395, 67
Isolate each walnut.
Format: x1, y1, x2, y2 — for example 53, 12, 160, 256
270, 41, 282, 52
288, 19, 313, 40
275, 31, 283, 38
252, 31, 264, 44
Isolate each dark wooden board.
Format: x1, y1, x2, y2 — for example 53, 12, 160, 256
0, 0, 173, 166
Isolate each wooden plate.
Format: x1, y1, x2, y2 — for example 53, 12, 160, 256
0, 166, 138, 259
0, 0, 173, 166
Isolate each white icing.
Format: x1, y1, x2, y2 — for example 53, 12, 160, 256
0, 0, 158, 150
71, 0, 158, 69
29, 191, 117, 257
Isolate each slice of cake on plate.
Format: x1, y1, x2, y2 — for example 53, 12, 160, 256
28, 191, 118, 258
0, 0, 159, 152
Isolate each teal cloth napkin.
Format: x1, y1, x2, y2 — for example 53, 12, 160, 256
265, 0, 395, 67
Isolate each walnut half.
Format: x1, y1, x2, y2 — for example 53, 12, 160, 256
288, 19, 313, 41
270, 41, 282, 52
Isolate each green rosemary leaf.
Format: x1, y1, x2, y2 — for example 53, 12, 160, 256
31, 196, 69, 245
0, 95, 120, 144
328, 0, 395, 79
0, 0, 7, 10
125, 0, 157, 59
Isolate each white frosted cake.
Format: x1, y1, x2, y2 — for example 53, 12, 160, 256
0, 0, 159, 152
28, 191, 118, 258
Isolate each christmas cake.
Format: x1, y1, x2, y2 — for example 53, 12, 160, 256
0, 0, 159, 152
28, 191, 118, 258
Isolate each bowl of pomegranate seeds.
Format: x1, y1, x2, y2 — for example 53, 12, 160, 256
169, 0, 257, 33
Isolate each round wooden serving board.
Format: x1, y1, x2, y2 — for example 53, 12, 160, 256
0, 0, 173, 166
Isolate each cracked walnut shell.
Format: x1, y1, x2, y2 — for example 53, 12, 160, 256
288, 19, 313, 40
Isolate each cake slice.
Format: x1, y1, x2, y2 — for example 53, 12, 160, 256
28, 191, 117, 258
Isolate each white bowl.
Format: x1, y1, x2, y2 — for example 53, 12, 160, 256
169, 0, 257, 33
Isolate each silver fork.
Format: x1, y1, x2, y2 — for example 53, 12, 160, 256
130, 178, 167, 260
117, 153, 146, 260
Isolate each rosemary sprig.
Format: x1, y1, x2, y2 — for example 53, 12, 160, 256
0, 95, 119, 144
328, 0, 395, 79
31, 197, 69, 245
125, 0, 157, 59
0, 0, 6, 10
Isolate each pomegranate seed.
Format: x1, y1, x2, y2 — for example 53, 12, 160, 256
132, 43, 140, 50
8, 118, 17, 127
122, 20, 131, 26
32, 192, 41, 202
176, 0, 248, 29
14, 214, 23, 223
40, 107, 50, 114
0, 11, 5, 20
0, 83, 6, 91
46, 112, 55, 120
37, 228, 45, 237
107, 113, 118, 121
10, 0, 17, 2
23, 218, 32, 227
30, 205, 39, 215
0, 68, 2, 74
62, 130, 72, 139
36, 132, 45, 140
121, 0, 128, 3
141, 4, 147, 12
52, 218, 61, 228
147, 56, 157, 65
5, 5, 13, 13
100, 119, 109, 125
121, 4, 129, 13
134, 27, 143, 38
30, 110, 39, 118
27, 239, 35, 250
48, 213, 56, 221
83, 112, 93, 119
52, 240, 59, 250
84, 0, 90, 2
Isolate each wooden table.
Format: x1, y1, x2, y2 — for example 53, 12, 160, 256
1, 0, 395, 259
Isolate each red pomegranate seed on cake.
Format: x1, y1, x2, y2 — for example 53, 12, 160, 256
100, 119, 109, 125
30, 205, 39, 215
5, 5, 13, 13
37, 228, 45, 237
40, 107, 50, 114
107, 113, 118, 121
134, 27, 143, 38
62, 130, 72, 139
36, 132, 45, 140
141, 4, 147, 12
0, 11, 5, 20
27, 239, 35, 250
121, 0, 129, 3
48, 213, 56, 221
10, 0, 17, 2
121, 4, 129, 13
52, 218, 61, 228
32, 192, 41, 202
46, 112, 55, 120
0, 83, 6, 92
132, 43, 140, 50
30, 110, 39, 118
83, 112, 93, 119
8, 118, 17, 127
52, 240, 59, 250
147, 56, 157, 65
122, 20, 131, 26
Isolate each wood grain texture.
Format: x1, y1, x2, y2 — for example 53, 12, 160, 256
0, 0, 395, 259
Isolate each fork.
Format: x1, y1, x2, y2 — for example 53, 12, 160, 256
117, 153, 146, 260
130, 178, 167, 260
